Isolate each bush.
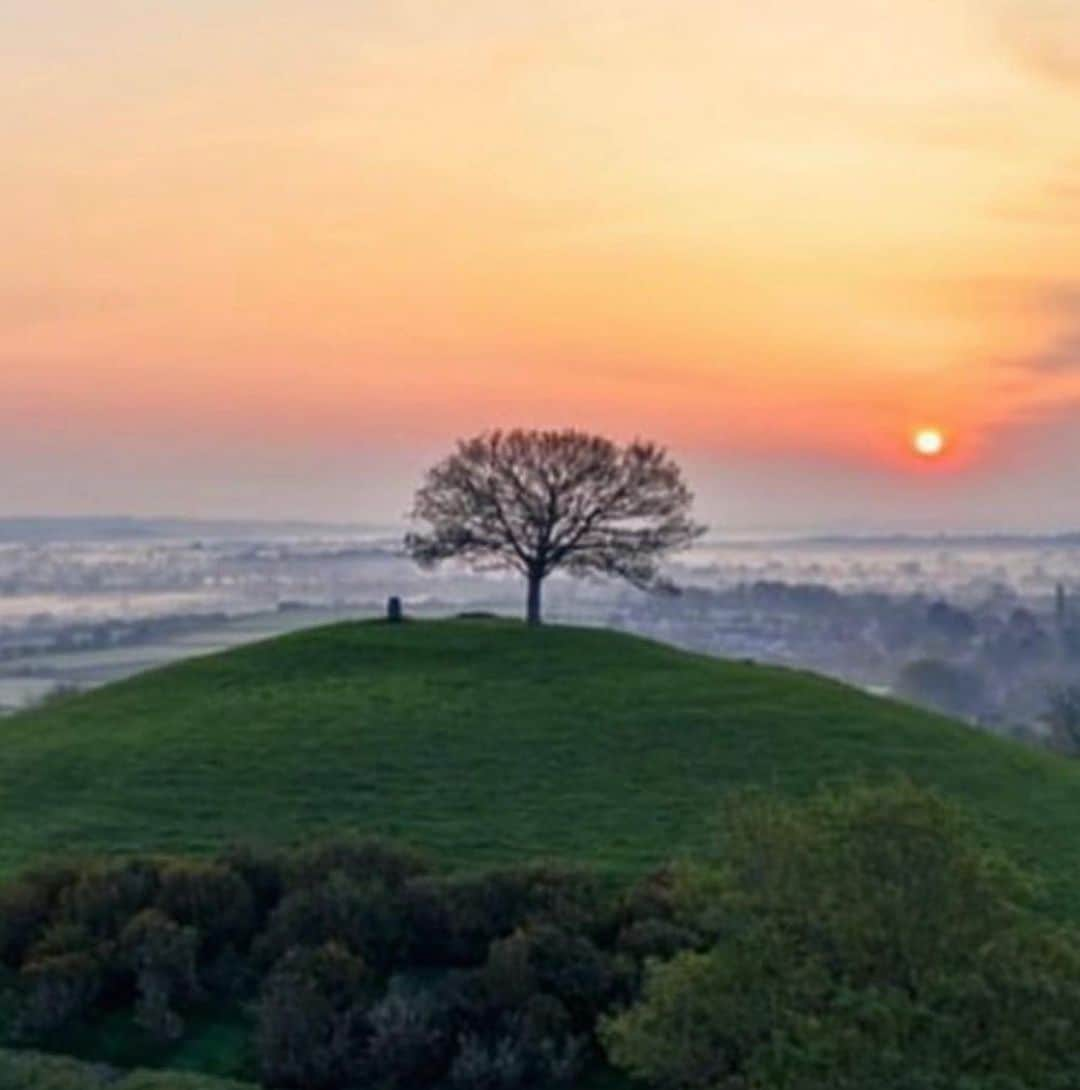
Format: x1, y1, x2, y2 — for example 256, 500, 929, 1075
155, 863, 254, 953
446, 1021, 587, 1090
286, 839, 429, 892
402, 866, 614, 967
218, 847, 285, 930
0, 878, 62, 968
601, 781, 1080, 1090
255, 872, 403, 973
15, 951, 103, 1038
483, 924, 618, 1030
614, 918, 701, 964
449, 1033, 528, 1090
58, 861, 159, 941
122, 910, 201, 1041
365, 987, 450, 1088
0, 1048, 254, 1089
255, 943, 370, 1089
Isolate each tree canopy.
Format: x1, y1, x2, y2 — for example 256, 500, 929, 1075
406, 429, 705, 623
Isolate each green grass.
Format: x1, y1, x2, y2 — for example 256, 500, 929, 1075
2, 618, 1080, 913
45, 1006, 252, 1082
0, 1047, 254, 1089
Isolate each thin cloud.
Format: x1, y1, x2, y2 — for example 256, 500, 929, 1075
997, 1, 1080, 88
1014, 287, 1080, 374
0, 288, 132, 335
994, 165, 1080, 224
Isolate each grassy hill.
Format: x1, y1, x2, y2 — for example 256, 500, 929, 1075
3, 618, 1080, 912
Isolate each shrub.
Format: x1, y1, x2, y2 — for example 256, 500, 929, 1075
446, 1021, 586, 1090
255, 872, 403, 973
449, 1033, 527, 1090
403, 866, 614, 967
601, 781, 1080, 1090
15, 951, 103, 1038
286, 840, 429, 892
483, 924, 618, 1030
218, 846, 285, 929
614, 918, 701, 964
255, 943, 370, 1089
0, 878, 60, 968
155, 862, 254, 953
58, 862, 159, 941
0, 1047, 255, 1088
365, 988, 450, 1088
533, 1034, 587, 1087
122, 910, 201, 1041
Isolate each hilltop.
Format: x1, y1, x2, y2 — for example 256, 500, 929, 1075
2, 619, 1079, 910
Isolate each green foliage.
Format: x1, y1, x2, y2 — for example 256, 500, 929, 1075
254, 872, 404, 974
3, 620, 1080, 921
255, 942, 370, 1089
601, 782, 1080, 1090
15, 951, 103, 1039
482, 924, 621, 1031
0, 844, 631, 1090
0, 1047, 254, 1088
401, 865, 616, 967
4, 621, 1080, 1090
122, 910, 201, 1042
364, 988, 449, 1089
154, 864, 254, 954
58, 861, 159, 942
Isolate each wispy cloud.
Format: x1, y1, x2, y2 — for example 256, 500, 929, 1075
998, 1, 1080, 88
0, 287, 131, 335
1013, 286, 1080, 374
994, 161, 1080, 224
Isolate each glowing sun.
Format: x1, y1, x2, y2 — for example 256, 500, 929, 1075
912, 428, 946, 458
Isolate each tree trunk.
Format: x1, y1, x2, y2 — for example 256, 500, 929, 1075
526, 572, 543, 626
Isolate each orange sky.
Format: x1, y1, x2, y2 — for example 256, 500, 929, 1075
2, 1, 1079, 528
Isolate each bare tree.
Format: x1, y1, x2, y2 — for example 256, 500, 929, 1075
405, 429, 706, 625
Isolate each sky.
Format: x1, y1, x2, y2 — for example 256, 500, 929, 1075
2, 0, 1079, 532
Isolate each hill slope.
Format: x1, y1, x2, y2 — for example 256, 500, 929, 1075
2, 619, 1079, 909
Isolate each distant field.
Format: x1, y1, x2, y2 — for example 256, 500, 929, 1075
2, 618, 1079, 915
0, 606, 362, 712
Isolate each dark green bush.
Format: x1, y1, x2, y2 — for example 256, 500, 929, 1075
15, 950, 103, 1038
255, 943, 370, 1089
254, 872, 404, 974
7, 795, 1077, 1090
0, 878, 59, 968
217, 847, 285, 931
285, 839, 430, 892
449, 1032, 528, 1090
401, 866, 615, 967
0, 1047, 255, 1088
602, 781, 1080, 1090
483, 924, 620, 1030
447, 1022, 586, 1090
122, 909, 201, 1041
364, 988, 450, 1088
58, 861, 159, 942
155, 863, 254, 953
614, 917, 701, 964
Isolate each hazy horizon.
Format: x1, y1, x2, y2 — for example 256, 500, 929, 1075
6, 511, 1080, 541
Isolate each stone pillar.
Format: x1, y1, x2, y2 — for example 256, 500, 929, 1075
387, 596, 403, 623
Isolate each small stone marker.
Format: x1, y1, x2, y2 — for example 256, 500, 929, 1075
387, 596, 403, 623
